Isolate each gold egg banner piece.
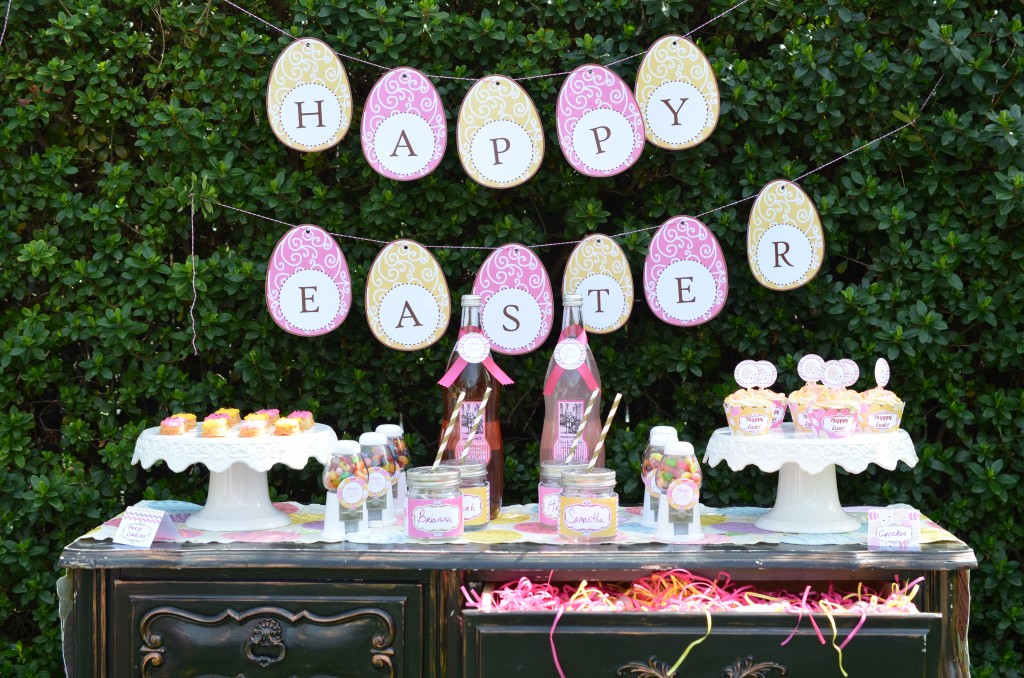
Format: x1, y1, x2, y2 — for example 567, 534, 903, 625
365, 240, 450, 350
635, 35, 720, 150
267, 38, 353, 152
747, 180, 825, 291
562, 235, 634, 334
457, 75, 545, 189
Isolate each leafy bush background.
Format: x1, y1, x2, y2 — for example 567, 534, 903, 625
1, 0, 1022, 674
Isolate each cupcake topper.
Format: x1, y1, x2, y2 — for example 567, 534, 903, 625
754, 360, 778, 389
733, 360, 760, 389
874, 358, 890, 389
797, 354, 825, 384
821, 360, 846, 389
838, 358, 860, 388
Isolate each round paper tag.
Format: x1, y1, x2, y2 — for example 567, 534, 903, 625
668, 478, 698, 511
839, 359, 860, 388
755, 360, 777, 388
875, 358, 890, 389
554, 338, 587, 371
734, 360, 759, 388
456, 332, 490, 364
338, 476, 368, 509
797, 354, 825, 383
821, 361, 846, 389
366, 468, 391, 498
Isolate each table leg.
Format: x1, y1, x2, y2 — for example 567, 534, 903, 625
755, 462, 861, 533
185, 462, 292, 531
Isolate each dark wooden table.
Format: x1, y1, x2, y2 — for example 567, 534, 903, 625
60, 533, 976, 677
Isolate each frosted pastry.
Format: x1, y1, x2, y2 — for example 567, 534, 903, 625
171, 413, 197, 431
288, 410, 314, 431
215, 408, 241, 426
274, 418, 300, 436
239, 420, 267, 438
256, 409, 280, 424
201, 417, 228, 437
723, 389, 776, 436
788, 383, 827, 433
244, 412, 270, 424
159, 417, 186, 436
859, 387, 905, 433
807, 388, 861, 438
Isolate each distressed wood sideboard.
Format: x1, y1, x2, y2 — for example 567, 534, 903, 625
59, 533, 976, 677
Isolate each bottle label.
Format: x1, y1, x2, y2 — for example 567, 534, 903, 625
553, 338, 587, 370
456, 332, 490, 364
559, 496, 617, 539
538, 486, 562, 526
462, 483, 490, 526
366, 468, 392, 498
553, 400, 588, 463
407, 497, 463, 538
338, 477, 368, 509
667, 478, 698, 510
456, 400, 490, 464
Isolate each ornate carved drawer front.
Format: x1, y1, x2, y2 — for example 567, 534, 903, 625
463, 611, 943, 677
113, 579, 422, 677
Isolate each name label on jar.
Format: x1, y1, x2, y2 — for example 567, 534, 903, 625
338, 477, 368, 509
462, 483, 490, 527
539, 486, 562, 526
667, 478, 698, 511
407, 498, 463, 538
366, 468, 392, 497
559, 496, 617, 539
867, 411, 898, 431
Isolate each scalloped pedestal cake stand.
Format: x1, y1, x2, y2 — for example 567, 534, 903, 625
703, 423, 918, 533
132, 424, 338, 531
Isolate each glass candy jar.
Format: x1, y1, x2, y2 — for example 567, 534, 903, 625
441, 459, 489, 529
406, 466, 463, 539
558, 467, 617, 542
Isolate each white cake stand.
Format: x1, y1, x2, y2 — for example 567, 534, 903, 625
703, 423, 917, 533
133, 424, 337, 531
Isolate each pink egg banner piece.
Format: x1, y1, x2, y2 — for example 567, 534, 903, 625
556, 64, 645, 177
266, 224, 352, 336
472, 243, 553, 355
360, 67, 447, 181
643, 216, 728, 326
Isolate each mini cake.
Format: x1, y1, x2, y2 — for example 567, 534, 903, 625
201, 417, 228, 437
274, 417, 300, 436
859, 358, 904, 433
204, 412, 230, 424
239, 420, 267, 438
243, 412, 270, 424
288, 410, 314, 431
256, 409, 280, 424
159, 416, 186, 435
171, 412, 198, 431
215, 408, 241, 426
788, 382, 827, 433
723, 389, 776, 436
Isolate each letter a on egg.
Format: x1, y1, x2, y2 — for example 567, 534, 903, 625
747, 180, 825, 290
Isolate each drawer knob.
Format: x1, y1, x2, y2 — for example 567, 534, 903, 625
244, 617, 287, 668
616, 655, 788, 678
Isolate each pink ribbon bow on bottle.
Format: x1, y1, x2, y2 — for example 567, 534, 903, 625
438, 330, 514, 388
543, 329, 599, 395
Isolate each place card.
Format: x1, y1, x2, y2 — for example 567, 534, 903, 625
867, 506, 920, 550
113, 506, 180, 548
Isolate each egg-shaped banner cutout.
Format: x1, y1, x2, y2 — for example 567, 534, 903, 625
562, 235, 633, 334
643, 216, 728, 326
635, 35, 720, 151
361, 67, 447, 181
267, 38, 353, 153
365, 240, 450, 351
457, 75, 544, 189
747, 180, 825, 291
556, 64, 644, 177
472, 243, 553, 355
266, 225, 351, 337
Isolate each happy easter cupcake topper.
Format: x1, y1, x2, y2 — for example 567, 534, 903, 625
754, 360, 778, 388
875, 358, 890, 388
797, 354, 825, 383
734, 360, 760, 388
838, 358, 860, 388
821, 360, 847, 389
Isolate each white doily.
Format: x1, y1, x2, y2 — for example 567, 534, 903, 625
133, 423, 338, 473
703, 423, 917, 475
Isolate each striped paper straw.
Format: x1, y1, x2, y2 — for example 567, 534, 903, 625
433, 391, 466, 469
569, 388, 600, 462
459, 387, 492, 461
588, 392, 623, 469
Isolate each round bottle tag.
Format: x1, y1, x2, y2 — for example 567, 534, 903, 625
821, 360, 846, 389
734, 360, 759, 388
875, 358, 890, 388
554, 338, 587, 371
338, 476, 368, 509
668, 478, 698, 511
755, 360, 777, 388
456, 332, 491, 364
797, 354, 825, 383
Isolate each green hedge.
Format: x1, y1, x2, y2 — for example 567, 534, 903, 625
2, 0, 1022, 674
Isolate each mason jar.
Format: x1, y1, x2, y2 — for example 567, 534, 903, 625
406, 466, 463, 539
441, 459, 489, 529
538, 460, 584, 527
558, 467, 618, 543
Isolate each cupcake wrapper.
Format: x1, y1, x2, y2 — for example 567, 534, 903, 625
789, 402, 814, 433
858, 402, 905, 433
770, 399, 787, 430
724, 403, 774, 436
807, 407, 859, 438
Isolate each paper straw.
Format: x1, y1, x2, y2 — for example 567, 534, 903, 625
569, 388, 600, 461
459, 387, 491, 461
588, 392, 623, 469
433, 391, 465, 469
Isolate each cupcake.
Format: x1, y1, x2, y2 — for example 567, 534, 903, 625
859, 359, 904, 433
239, 420, 267, 438
274, 417, 300, 436
807, 360, 861, 438
788, 354, 826, 432
171, 412, 197, 431
159, 416, 186, 436
288, 410, 314, 431
723, 389, 776, 436
762, 387, 788, 431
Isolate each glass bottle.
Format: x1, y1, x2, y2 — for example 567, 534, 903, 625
406, 466, 463, 539
441, 294, 504, 519
359, 431, 397, 526
540, 294, 602, 466
558, 467, 617, 543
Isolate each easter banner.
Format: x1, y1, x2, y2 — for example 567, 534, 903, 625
365, 240, 451, 350
266, 225, 352, 337
472, 244, 554, 355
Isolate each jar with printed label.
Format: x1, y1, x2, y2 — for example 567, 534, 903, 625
360, 431, 397, 527
406, 466, 464, 540
538, 460, 585, 527
558, 467, 617, 543
441, 459, 490, 529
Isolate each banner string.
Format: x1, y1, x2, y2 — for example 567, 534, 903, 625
0, 0, 12, 49
217, 0, 753, 83
189, 193, 199, 355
